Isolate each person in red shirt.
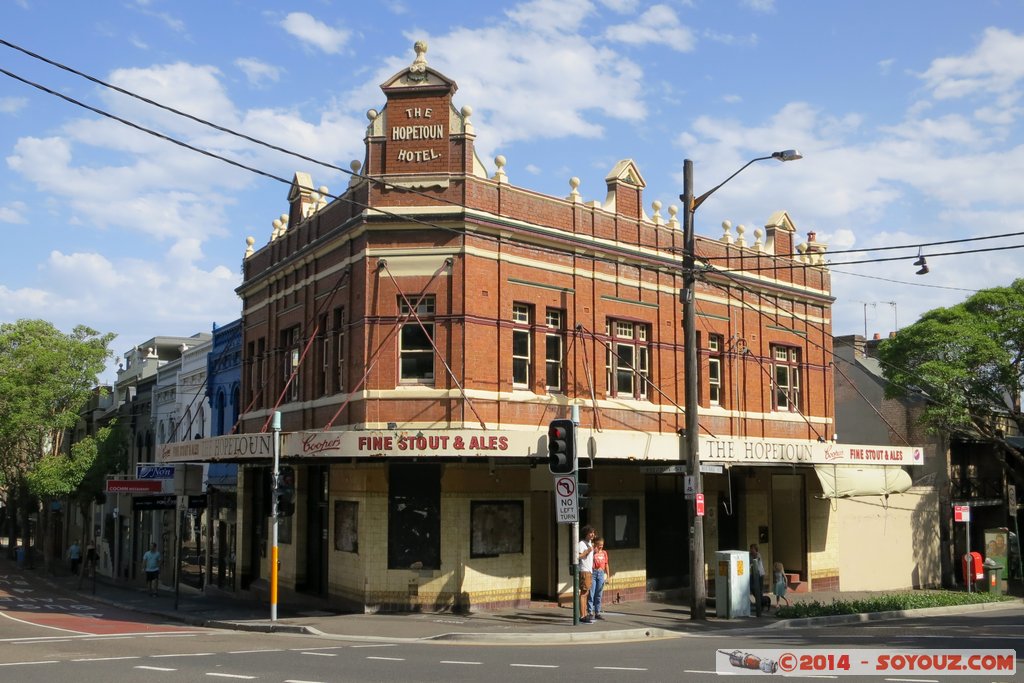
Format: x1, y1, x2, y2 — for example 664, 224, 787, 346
589, 536, 612, 619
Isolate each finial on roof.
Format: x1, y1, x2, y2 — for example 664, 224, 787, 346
245, 236, 255, 258
567, 177, 581, 203
411, 40, 428, 72
651, 200, 663, 225
493, 155, 507, 184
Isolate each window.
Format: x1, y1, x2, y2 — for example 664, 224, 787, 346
772, 345, 801, 411
333, 307, 345, 393
334, 500, 358, 553
388, 464, 440, 570
399, 296, 435, 384
707, 334, 723, 406
470, 501, 524, 558
511, 303, 531, 387
281, 327, 301, 402
317, 314, 328, 396
545, 309, 564, 392
605, 320, 650, 400
602, 499, 640, 549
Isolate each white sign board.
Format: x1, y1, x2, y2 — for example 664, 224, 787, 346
554, 476, 578, 524
1008, 484, 1017, 511
684, 474, 696, 498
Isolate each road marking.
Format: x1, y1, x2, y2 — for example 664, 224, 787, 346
285, 680, 326, 683
595, 666, 647, 671
73, 656, 141, 662
683, 670, 718, 674
0, 610, 89, 634
83, 636, 134, 641
885, 679, 938, 683
301, 652, 337, 657
289, 646, 345, 651
150, 652, 216, 657
441, 660, 482, 665
0, 660, 59, 667
144, 633, 201, 638
206, 675, 256, 680
510, 663, 559, 668
366, 656, 405, 661
350, 643, 395, 648
136, 665, 176, 671
228, 649, 285, 654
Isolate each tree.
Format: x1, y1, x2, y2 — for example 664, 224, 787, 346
0, 320, 115, 567
877, 278, 1024, 488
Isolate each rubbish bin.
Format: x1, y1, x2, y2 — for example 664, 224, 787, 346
983, 560, 1003, 596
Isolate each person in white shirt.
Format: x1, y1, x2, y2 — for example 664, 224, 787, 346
578, 525, 596, 623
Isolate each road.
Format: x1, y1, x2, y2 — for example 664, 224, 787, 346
2, 568, 1022, 682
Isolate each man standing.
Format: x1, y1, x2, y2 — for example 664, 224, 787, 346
143, 542, 161, 597
67, 540, 81, 575
578, 525, 596, 623
749, 543, 766, 617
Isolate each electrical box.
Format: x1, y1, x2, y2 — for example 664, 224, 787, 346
715, 550, 751, 618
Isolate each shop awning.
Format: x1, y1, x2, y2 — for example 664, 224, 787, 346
813, 465, 912, 498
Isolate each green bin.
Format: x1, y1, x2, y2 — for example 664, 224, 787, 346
984, 564, 1003, 595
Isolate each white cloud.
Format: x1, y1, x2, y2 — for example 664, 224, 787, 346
0, 201, 28, 224
920, 27, 1024, 101
0, 97, 28, 114
878, 58, 895, 75
741, 0, 775, 12
702, 29, 757, 47
722, 94, 742, 104
280, 12, 351, 55
506, 0, 596, 35
605, 4, 697, 52
235, 58, 283, 86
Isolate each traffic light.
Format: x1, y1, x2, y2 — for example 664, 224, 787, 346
547, 419, 576, 474
275, 466, 295, 517
577, 482, 590, 510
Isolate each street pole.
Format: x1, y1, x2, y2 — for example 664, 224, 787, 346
571, 403, 580, 625
681, 159, 706, 620
271, 410, 281, 621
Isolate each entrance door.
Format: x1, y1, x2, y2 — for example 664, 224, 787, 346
530, 490, 556, 599
302, 465, 329, 596
771, 474, 806, 579
645, 475, 688, 590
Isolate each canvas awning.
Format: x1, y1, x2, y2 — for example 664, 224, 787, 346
813, 465, 912, 498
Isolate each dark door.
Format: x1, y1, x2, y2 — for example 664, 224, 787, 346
644, 475, 688, 590
302, 465, 329, 595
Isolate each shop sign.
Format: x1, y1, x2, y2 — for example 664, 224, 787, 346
158, 434, 274, 463
106, 479, 163, 494
285, 429, 529, 459
700, 437, 924, 466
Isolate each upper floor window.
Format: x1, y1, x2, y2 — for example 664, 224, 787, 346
333, 307, 345, 393
545, 309, 565, 392
772, 345, 801, 412
512, 303, 532, 388
399, 295, 435, 384
606, 319, 650, 400
281, 326, 301, 402
707, 334, 723, 406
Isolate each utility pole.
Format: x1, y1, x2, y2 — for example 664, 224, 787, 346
270, 410, 281, 621
681, 159, 706, 620
678, 150, 802, 621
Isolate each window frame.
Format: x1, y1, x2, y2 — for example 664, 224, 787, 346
544, 309, 565, 392
771, 345, 801, 412
398, 295, 436, 385
605, 319, 650, 400
707, 334, 723, 406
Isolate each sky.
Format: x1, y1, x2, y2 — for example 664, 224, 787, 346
2, 0, 1024, 384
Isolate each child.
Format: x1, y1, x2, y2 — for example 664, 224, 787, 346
773, 561, 791, 608
589, 537, 612, 620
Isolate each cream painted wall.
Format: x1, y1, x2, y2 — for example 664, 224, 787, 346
835, 486, 941, 590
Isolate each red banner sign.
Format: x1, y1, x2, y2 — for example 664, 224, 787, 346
106, 479, 163, 494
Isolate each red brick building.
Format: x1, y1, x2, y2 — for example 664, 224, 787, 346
201, 43, 922, 611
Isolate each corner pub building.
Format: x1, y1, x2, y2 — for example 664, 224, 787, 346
159, 42, 929, 612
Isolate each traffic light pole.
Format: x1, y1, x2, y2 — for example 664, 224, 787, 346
571, 405, 580, 626
271, 411, 281, 621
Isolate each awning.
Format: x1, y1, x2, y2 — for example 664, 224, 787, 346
813, 465, 912, 498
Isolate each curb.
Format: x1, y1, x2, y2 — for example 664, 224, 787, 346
766, 598, 1023, 629
427, 626, 682, 644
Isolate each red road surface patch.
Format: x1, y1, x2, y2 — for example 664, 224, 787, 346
1, 607, 201, 635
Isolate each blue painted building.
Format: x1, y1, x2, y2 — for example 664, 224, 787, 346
206, 319, 241, 590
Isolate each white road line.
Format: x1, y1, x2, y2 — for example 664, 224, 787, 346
440, 660, 482, 665
510, 663, 559, 668
83, 636, 134, 641
135, 665, 177, 671
301, 652, 337, 657
350, 643, 395, 648
0, 610, 89, 634
0, 660, 59, 667
289, 646, 345, 651
150, 652, 216, 658
366, 656, 405, 661
284, 680, 326, 683
73, 656, 141, 662
144, 632, 201, 638
206, 674, 256, 679
594, 666, 648, 671
228, 649, 285, 654
683, 670, 719, 674
885, 679, 938, 683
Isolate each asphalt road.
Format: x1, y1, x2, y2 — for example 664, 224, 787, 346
0, 606, 1021, 682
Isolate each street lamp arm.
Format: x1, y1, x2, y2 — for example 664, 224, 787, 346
689, 155, 773, 211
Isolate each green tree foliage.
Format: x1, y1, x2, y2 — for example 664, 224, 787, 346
877, 279, 1024, 486
0, 319, 115, 563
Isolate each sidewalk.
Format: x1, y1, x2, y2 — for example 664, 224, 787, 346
3, 554, 1018, 645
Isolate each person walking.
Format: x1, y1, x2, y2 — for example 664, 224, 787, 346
577, 525, 596, 623
773, 561, 791, 609
143, 542, 161, 597
589, 536, 612, 620
67, 540, 82, 575
749, 543, 766, 617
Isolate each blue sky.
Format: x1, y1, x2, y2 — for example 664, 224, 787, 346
2, 1, 1023, 382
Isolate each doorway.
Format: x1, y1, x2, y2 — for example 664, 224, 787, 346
771, 473, 806, 579
301, 465, 329, 596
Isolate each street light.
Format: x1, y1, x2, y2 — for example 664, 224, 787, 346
680, 149, 801, 620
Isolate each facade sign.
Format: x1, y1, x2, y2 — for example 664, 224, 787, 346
954, 505, 970, 523
106, 479, 163, 494
285, 429, 525, 459
137, 465, 175, 479
157, 434, 274, 463
701, 437, 923, 466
